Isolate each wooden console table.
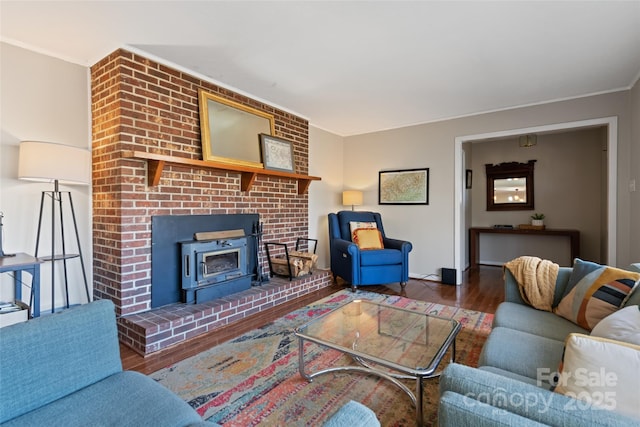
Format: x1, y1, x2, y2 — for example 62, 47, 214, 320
469, 227, 580, 269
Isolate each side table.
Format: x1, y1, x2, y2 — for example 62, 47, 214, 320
0, 253, 42, 317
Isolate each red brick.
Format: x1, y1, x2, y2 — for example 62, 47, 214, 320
91, 48, 315, 354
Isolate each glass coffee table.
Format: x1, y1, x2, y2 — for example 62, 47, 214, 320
294, 299, 461, 427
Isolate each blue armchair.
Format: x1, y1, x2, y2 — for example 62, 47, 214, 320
328, 211, 412, 291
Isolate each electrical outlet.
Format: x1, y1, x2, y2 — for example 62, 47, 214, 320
630, 179, 637, 192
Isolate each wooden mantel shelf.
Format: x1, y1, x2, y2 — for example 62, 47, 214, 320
123, 150, 321, 194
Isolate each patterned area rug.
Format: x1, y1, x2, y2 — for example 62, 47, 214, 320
151, 290, 493, 426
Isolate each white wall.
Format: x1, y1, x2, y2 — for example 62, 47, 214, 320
0, 42, 91, 312
308, 126, 344, 269
327, 91, 634, 280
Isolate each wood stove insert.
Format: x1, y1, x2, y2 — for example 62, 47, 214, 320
181, 236, 251, 304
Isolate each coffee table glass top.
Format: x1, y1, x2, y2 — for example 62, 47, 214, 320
295, 299, 460, 375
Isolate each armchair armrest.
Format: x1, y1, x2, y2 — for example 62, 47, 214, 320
330, 238, 361, 284
331, 238, 360, 257
382, 237, 412, 254
439, 391, 546, 427
440, 363, 636, 427
383, 237, 412, 283
503, 268, 527, 305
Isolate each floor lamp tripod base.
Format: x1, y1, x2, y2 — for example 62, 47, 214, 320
34, 182, 91, 313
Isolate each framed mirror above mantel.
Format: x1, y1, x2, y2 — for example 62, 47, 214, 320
485, 160, 536, 211
198, 89, 276, 168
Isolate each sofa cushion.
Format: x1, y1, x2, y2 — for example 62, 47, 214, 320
335, 211, 383, 242
0, 300, 122, 423
1, 371, 211, 427
478, 366, 546, 388
352, 228, 384, 250
503, 267, 574, 307
590, 304, 640, 345
624, 264, 640, 306
440, 363, 638, 427
478, 327, 565, 386
323, 400, 380, 427
554, 259, 640, 330
555, 333, 640, 420
493, 301, 589, 341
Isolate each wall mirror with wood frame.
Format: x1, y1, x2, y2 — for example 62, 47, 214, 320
198, 89, 276, 168
485, 160, 536, 211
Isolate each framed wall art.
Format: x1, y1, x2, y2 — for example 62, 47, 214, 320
378, 168, 429, 205
259, 134, 295, 172
466, 169, 473, 189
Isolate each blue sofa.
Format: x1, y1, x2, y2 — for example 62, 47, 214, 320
438, 263, 640, 426
328, 211, 412, 290
0, 299, 218, 427
0, 298, 379, 426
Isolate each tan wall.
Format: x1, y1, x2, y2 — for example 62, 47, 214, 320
308, 126, 344, 269
3, 42, 638, 311
337, 91, 633, 279
630, 78, 640, 263
469, 129, 605, 266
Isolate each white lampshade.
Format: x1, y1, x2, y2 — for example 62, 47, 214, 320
342, 190, 363, 207
19, 141, 91, 185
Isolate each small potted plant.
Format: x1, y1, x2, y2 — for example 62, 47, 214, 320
531, 213, 545, 227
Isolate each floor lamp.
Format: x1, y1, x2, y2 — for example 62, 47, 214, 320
18, 141, 91, 313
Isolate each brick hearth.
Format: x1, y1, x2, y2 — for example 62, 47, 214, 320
120, 271, 331, 355
90, 49, 328, 355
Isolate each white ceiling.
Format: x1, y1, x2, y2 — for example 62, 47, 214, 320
2, 1, 639, 136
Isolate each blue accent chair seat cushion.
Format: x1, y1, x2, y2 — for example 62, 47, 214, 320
359, 248, 403, 266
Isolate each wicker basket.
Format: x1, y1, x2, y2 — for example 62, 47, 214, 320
518, 224, 545, 230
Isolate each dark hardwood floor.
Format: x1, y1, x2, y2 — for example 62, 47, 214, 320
121, 265, 505, 374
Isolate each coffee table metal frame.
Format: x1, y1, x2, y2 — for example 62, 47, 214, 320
294, 299, 461, 426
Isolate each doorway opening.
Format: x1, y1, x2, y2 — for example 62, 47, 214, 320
454, 117, 617, 278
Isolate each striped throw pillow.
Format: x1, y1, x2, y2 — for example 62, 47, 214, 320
554, 259, 640, 330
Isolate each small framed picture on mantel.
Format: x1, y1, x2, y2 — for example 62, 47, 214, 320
259, 134, 295, 173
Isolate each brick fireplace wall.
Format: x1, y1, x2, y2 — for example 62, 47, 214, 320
91, 49, 330, 354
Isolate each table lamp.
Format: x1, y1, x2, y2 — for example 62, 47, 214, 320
18, 141, 91, 312
342, 190, 363, 211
